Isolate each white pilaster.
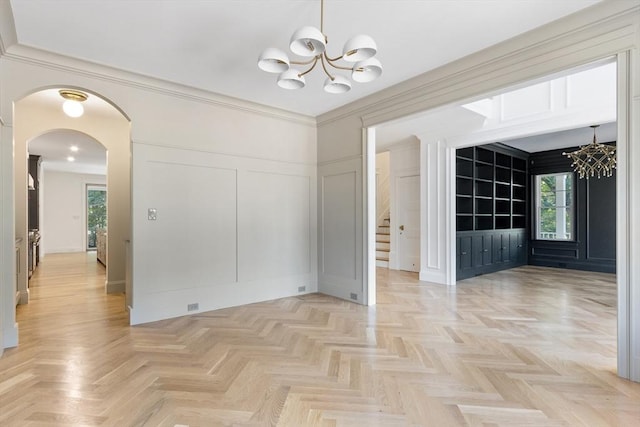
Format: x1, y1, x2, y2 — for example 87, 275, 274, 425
417, 136, 454, 285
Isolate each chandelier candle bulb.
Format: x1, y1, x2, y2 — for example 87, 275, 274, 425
257, 0, 381, 93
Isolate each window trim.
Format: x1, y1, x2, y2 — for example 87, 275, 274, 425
534, 172, 575, 242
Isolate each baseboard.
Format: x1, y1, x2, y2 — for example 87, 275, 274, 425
18, 288, 29, 305
45, 248, 84, 254
106, 279, 125, 294
419, 269, 447, 285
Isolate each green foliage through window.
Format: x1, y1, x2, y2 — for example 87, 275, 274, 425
536, 173, 573, 240
87, 188, 106, 249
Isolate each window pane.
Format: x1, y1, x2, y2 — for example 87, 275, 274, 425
535, 172, 574, 240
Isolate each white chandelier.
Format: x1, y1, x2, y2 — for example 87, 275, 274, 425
563, 125, 616, 179
257, 0, 382, 93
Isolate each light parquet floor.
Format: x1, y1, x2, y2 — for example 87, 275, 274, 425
0, 252, 638, 426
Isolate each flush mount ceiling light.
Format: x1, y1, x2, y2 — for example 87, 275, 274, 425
59, 89, 88, 118
257, 0, 382, 93
563, 125, 616, 179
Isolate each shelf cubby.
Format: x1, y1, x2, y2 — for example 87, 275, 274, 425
496, 152, 511, 168
475, 180, 493, 198
456, 196, 473, 214
476, 163, 494, 181
513, 170, 527, 186
456, 158, 473, 177
495, 167, 511, 183
512, 215, 526, 229
475, 216, 494, 230
495, 199, 511, 215
495, 183, 511, 199
457, 177, 473, 196
512, 157, 527, 171
495, 215, 511, 229
475, 147, 494, 164
512, 200, 526, 215
512, 185, 526, 201
475, 198, 493, 215
457, 147, 474, 160
456, 145, 527, 233
457, 215, 473, 231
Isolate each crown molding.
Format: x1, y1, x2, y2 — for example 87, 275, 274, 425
0, 0, 17, 55
317, 0, 640, 128
2, 44, 317, 128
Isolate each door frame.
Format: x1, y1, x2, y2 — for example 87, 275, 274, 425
363, 51, 636, 380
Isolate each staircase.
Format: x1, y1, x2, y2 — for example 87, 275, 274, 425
376, 218, 391, 268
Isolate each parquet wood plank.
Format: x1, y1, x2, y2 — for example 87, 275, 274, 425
0, 252, 638, 426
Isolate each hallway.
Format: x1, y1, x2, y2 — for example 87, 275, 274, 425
0, 254, 638, 426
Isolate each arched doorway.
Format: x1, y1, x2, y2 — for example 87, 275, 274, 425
10, 87, 131, 346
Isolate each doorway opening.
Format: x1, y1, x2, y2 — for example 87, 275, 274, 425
87, 184, 107, 251
5, 86, 132, 351
366, 56, 622, 369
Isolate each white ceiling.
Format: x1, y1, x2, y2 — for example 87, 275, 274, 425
29, 130, 106, 175
502, 121, 617, 153
8, 0, 602, 117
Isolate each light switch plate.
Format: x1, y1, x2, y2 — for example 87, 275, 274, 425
148, 208, 157, 220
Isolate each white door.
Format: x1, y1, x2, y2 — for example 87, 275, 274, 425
397, 175, 420, 272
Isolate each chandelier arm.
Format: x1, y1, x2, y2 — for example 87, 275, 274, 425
291, 57, 319, 66
324, 52, 344, 62
320, 55, 335, 80
323, 54, 353, 71
298, 57, 319, 77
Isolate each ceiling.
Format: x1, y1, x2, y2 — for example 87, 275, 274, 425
29, 130, 106, 175
502, 121, 617, 153
8, 0, 602, 117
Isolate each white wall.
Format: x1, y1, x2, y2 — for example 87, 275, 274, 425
41, 170, 106, 254
375, 151, 390, 227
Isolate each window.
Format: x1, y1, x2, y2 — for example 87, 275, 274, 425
535, 172, 574, 240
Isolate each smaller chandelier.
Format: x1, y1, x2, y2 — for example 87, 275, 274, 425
257, 0, 382, 93
563, 125, 616, 179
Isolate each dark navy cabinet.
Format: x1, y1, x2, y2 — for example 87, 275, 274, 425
456, 144, 528, 280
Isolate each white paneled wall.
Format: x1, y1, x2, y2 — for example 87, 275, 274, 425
318, 158, 362, 303
239, 171, 310, 281
131, 143, 317, 324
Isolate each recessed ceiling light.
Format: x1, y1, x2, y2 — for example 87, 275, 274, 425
67, 156, 75, 162
70, 145, 79, 152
